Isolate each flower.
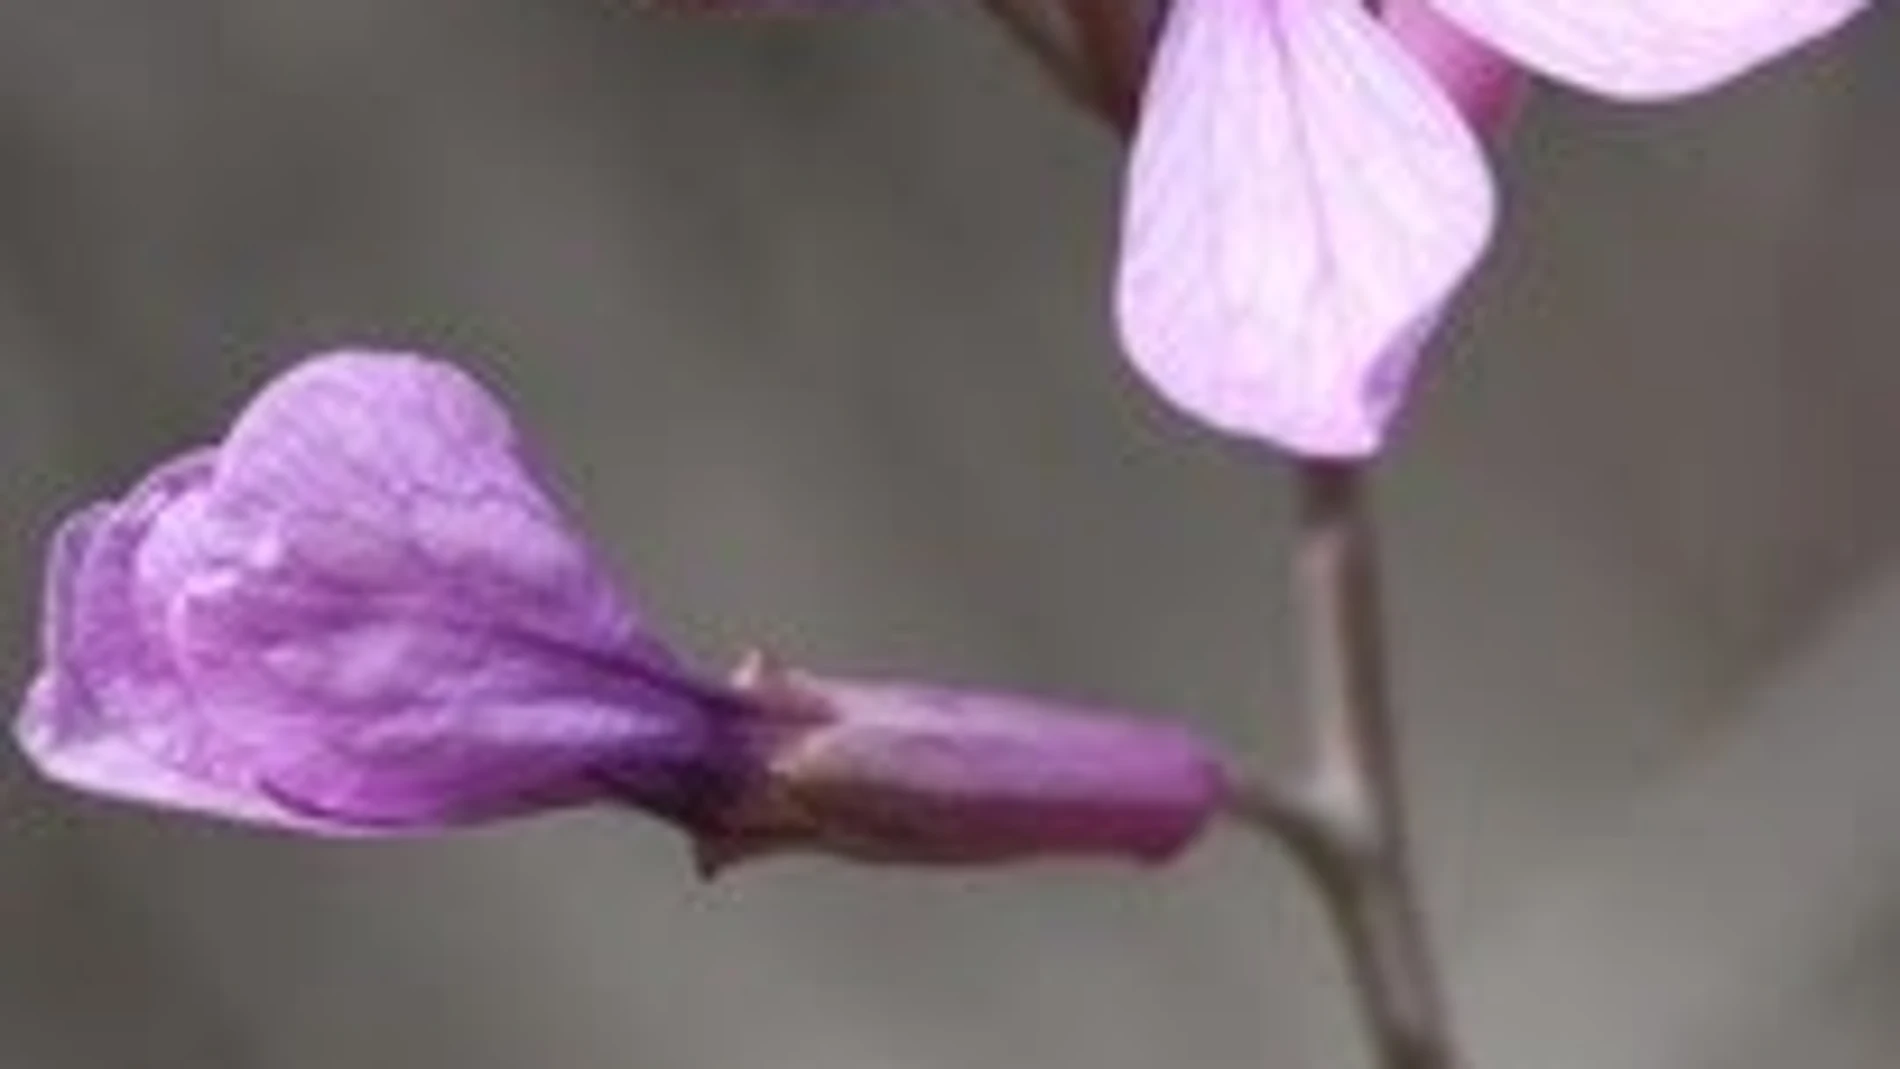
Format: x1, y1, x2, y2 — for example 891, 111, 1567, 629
15, 351, 1227, 869
1115, 0, 1865, 456
16, 351, 736, 832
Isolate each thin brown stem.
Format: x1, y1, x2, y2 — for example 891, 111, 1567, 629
1288, 461, 1459, 1069
1292, 463, 1396, 838
1058, 0, 1148, 134
976, 0, 1102, 118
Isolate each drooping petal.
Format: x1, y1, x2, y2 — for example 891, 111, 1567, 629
17, 352, 732, 832
1431, 0, 1865, 100
1116, 0, 1494, 456
18, 464, 363, 831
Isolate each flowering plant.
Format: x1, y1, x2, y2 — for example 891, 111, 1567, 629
14, 4, 1870, 1069
18, 352, 1226, 869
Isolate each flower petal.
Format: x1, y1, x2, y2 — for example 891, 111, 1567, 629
209, 352, 666, 662
18, 352, 733, 832
18, 475, 361, 831
1383, 0, 1526, 135
1116, 0, 1494, 456
1432, 0, 1865, 99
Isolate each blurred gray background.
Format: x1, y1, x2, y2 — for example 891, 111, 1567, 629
1, 4, 1896, 1067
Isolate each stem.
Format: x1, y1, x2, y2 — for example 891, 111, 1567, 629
1058, 0, 1148, 134
1287, 461, 1459, 1069
975, 0, 1141, 134
982, 12, 1463, 1067
975, 0, 1102, 119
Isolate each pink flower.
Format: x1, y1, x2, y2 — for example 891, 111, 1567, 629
17, 352, 733, 833
15, 351, 1228, 870
1116, 0, 1864, 456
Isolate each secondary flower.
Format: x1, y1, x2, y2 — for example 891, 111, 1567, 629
1115, 0, 1865, 456
15, 350, 1225, 869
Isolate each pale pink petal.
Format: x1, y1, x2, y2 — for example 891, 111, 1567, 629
1116, 0, 1494, 456
1384, 0, 1527, 135
1433, 0, 1866, 99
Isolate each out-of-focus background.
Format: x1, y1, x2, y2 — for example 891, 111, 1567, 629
1, 4, 1896, 1067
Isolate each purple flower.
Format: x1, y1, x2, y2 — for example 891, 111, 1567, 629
1116, 0, 1865, 456
15, 351, 1225, 868
17, 352, 732, 832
